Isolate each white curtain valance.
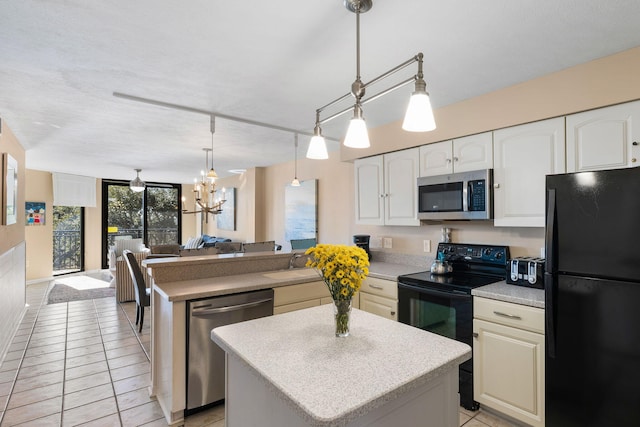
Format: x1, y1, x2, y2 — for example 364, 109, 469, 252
52, 173, 97, 207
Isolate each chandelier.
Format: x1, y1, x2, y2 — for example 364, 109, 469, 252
308, 0, 436, 156
181, 115, 226, 222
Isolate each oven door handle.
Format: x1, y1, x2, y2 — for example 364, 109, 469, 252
398, 282, 471, 299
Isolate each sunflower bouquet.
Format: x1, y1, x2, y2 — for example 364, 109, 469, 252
305, 244, 370, 336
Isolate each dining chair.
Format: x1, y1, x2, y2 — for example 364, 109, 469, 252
290, 238, 317, 250
123, 249, 151, 333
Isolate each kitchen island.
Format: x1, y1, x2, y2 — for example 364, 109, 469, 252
143, 252, 425, 425
212, 304, 471, 427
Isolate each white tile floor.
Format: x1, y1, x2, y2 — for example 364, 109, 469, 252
0, 278, 519, 427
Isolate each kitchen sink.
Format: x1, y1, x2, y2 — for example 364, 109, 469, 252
262, 269, 318, 280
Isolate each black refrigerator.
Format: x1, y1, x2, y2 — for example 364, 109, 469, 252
545, 167, 640, 426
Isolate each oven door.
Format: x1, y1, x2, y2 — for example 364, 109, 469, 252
398, 280, 479, 410
398, 281, 472, 347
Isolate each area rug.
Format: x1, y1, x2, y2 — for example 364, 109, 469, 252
47, 276, 115, 304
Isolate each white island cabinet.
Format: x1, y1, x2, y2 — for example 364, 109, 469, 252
212, 305, 471, 427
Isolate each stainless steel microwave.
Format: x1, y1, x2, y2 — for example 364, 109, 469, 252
417, 169, 493, 220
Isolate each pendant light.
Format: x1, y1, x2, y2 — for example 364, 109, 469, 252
292, 133, 301, 187
129, 169, 145, 192
310, 0, 436, 153
306, 113, 329, 159
402, 54, 436, 132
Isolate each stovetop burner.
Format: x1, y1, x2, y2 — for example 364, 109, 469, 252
398, 243, 510, 294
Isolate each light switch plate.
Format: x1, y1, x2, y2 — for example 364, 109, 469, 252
371, 237, 383, 248
423, 240, 431, 252
383, 237, 392, 248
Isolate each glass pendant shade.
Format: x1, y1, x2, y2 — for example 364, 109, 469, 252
129, 169, 145, 192
291, 178, 301, 187
207, 168, 218, 181
344, 117, 370, 148
402, 91, 436, 132
307, 135, 329, 159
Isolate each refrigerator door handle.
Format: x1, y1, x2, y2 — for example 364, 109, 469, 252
545, 188, 556, 274
545, 188, 557, 358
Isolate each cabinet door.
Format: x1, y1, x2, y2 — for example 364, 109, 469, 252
419, 140, 453, 176
384, 148, 420, 226
354, 156, 384, 225
359, 292, 397, 321
493, 117, 565, 227
566, 100, 640, 172
473, 318, 544, 427
453, 132, 493, 172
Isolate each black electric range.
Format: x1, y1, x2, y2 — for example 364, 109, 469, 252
397, 243, 510, 411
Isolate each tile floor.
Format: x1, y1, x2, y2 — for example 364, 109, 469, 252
0, 277, 519, 427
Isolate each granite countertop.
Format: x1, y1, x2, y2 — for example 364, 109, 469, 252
472, 281, 545, 309
367, 261, 424, 281
152, 260, 422, 303
211, 304, 470, 426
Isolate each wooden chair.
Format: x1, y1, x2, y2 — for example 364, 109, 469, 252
123, 249, 151, 333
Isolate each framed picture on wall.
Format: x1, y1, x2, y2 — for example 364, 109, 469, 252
26, 202, 46, 226
2, 153, 18, 225
285, 179, 318, 242
216, 187, 236, 231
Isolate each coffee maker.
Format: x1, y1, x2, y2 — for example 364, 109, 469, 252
353, 235, 371, 261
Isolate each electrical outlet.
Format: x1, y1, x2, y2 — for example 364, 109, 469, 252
383, 237, 393, 249
423, 239, 431, 252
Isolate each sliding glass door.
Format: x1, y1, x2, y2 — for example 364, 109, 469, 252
101, 180, 181, 268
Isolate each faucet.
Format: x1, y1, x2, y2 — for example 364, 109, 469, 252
289, 253, 304, 269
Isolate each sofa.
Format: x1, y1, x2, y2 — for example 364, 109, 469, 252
149, 235, 236, 257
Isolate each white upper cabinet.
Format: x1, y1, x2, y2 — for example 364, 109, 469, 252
566, 100, 640, 172
354, 148, 420, 226
419, 132, 493, 177
354, 155, 385, 225
493, 117, 566, 227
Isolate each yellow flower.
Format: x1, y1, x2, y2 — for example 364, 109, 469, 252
306, 244, 370, 301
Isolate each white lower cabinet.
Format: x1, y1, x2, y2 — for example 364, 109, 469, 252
358, 277, 397, 321
473, 297, 545, 427
273, 281, 359, 315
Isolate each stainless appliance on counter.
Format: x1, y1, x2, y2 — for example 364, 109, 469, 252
186, 288, 274, 414
545, 167, 640, 426
398, 242, 510, 410
507, 257, 545, 288
417, 169, 493, 221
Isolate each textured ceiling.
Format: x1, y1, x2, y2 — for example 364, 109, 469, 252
1, 0, 640, 184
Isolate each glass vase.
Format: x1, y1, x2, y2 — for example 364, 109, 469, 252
333, 298, 352, 337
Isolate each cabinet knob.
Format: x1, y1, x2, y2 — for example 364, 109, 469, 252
391, 311, 396, 316
632, 158, 637, 163
472, 332, 479, 338
494, 183, 500, 189
453, 157, 459, 162
633, 141, 638, 146
446, 158, 452, 164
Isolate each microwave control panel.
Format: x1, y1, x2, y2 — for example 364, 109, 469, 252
467, 179, 486, 211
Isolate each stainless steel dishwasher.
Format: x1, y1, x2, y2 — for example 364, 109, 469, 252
186, 288, 274, 414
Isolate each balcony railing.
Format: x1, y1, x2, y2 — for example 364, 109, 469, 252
53, 230, 81, 272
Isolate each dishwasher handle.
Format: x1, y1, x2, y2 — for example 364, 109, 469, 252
192, 297, 273, 317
